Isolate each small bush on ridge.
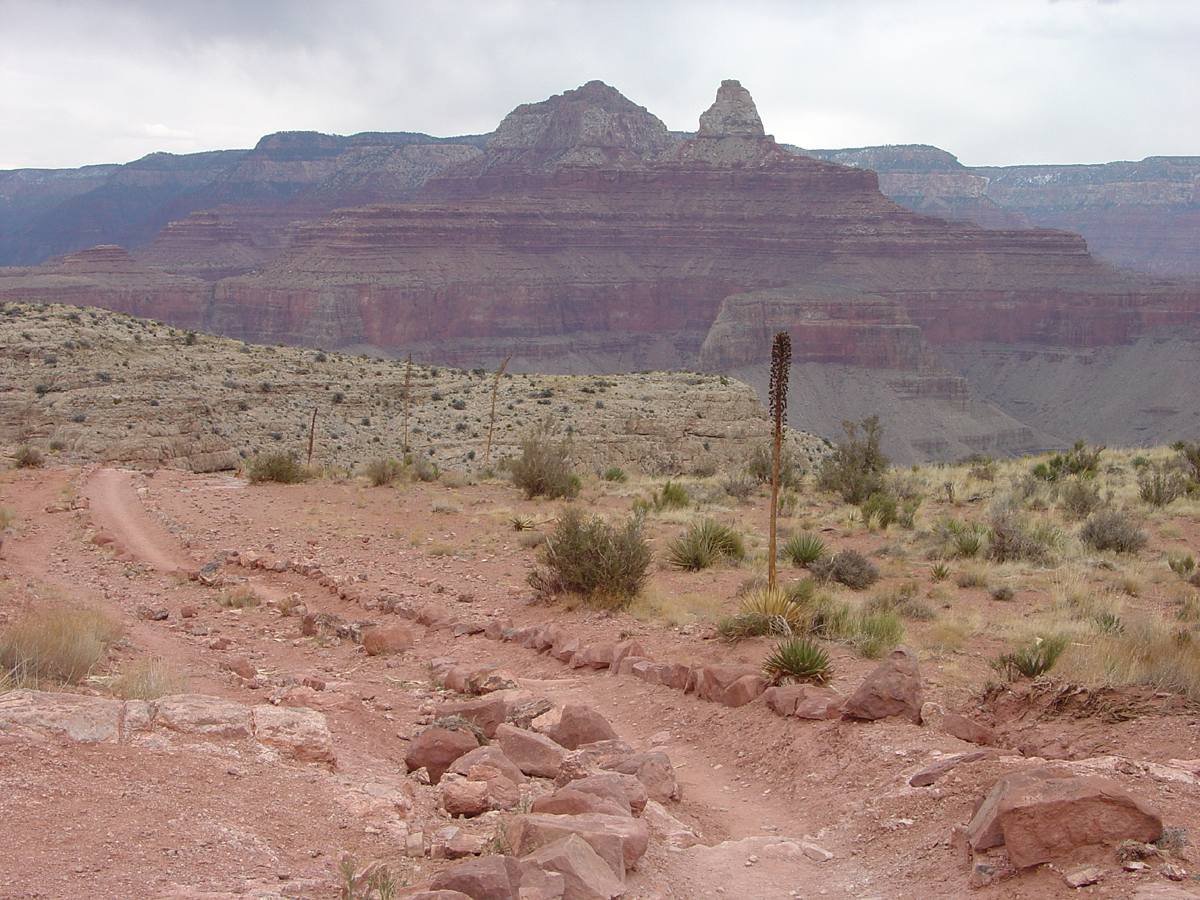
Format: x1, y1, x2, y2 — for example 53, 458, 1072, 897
530, 508, 650, 607
246, 451, 307, 484
510, 425, 579, 500
365, 456, 403, 487
1080, 509, 1148, 554
815, 415, 889, 504
1139, 466, 1184, 507
811, 549, 879, 590
14, 445, 44, 469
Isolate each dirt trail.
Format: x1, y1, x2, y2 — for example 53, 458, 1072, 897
85, 468, 194, 573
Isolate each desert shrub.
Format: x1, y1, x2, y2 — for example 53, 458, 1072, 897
956, 564, 990, 589
867, 581, 934, 621
530, 508, 649, 607
815, 415, 889, 504
990, 634, 1069, 680
1139, 465, 1184, 507
510, 425, 579, 500
1079, 509, 1148, 554
409, 455, 439, 483
0, 604, 120, 685
811, 549, 879, 590
246, 451, 307, 484
602, 466, 627, 483
653, 480, 689, 511
1173, 440, 1200, 482
746, 444, 802, 491
781, 532, 827, 568
666, 519, 744, 571
929, 562, 951, 581
1031, 440, 1104, 482
719, 586, 808, 638
763, 637, 832, 684
1169, 554, 1199, 586
860, 491, 898, 529
990, 585, 1015, 602
720, 474, 757, 503
13, 445, 44, 469
113, 658, 188, 700
850, 610, 905, 659
1058, 477, 1105, 518
985, 503, 1060, 564
365, 456, 403, 487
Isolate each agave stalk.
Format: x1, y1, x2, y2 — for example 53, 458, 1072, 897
486, 351, 513, 468
768, 331, 791, 590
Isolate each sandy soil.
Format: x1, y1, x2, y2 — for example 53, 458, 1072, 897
2, 463, 1200, 900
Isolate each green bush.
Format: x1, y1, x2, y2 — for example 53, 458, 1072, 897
1139, 466, 1184, 507
985, 503, 1060, 564
530, 508, 650, 607
653, 480, 689, 511
666, 519, 744, 571
815, 415, 889, 504
811, 549, 879, 590
1058, 477, 1104, 518
746, 443, 802, 491
510, 425, 579, 500
246, 451, 307, 484
1030, 440, 1104, 482
781, 532, 827, 568
365, 456, 403, 487
1079, 509, 1148, 554
1172, 440, 1200, 482
763, 637, 832, 684
990, 634, 1069, 680
13, 445, 44, 469
860, 491, 898, 528
602, 466, 627, 483
851, 610, 905, 659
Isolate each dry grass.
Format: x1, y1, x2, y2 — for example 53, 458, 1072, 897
1060, 616, 1200, 701
217, 586, 259, 609
629, 587, 724, 627
112, 657, 188, 700
0, 604, 121, 685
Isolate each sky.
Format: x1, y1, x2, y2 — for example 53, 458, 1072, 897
1, 0, 1198, 171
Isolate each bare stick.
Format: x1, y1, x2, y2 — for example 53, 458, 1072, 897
486, 351, 513, 468
768, 331, 792, 590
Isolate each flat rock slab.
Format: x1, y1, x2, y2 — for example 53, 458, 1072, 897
251, 704, 335, 764
909, 750, 994, 787
154, 695, 254, 738
511, 812, 649, 875
0, 690, 123, 743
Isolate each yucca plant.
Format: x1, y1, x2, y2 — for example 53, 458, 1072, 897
720, 587, 808, 638
763, 637, 832, 684
990, 634, 1069, 680
653, 480, 689, 511
666, 519, 745, 571
510, 513, 536, 532
929, 562, 951, 581
782, 532, 827, 568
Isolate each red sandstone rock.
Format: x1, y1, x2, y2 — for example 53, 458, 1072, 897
495, 723, 567, 779
545, 705, 619, 751
360, 623, 414, 656
511, 812, 648, 874
429, 856, 524, 900
405, 727, 480, 783
532, 788, 629, 819
520, 834, 625, 900
841, 646, 922, 724
437, 695, 509, 739
998, 775, 1164, 868
942, 713, 998, 746
448, 745, 527, 784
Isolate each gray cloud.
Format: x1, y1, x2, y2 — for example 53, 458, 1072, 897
1, 0, 1197, 169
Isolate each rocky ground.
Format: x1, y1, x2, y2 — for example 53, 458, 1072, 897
3, 446, 1200, 899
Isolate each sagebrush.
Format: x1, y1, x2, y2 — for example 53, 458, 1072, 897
529, 508, 650, 607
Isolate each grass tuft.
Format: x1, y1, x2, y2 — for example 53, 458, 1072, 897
0, 604, 120, 685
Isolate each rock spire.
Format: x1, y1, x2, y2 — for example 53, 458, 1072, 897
697, 80, 765, 137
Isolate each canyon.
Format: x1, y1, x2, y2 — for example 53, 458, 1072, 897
2, 80, 1199, 462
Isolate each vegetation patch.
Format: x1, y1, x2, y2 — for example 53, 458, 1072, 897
0, 604, 120, 685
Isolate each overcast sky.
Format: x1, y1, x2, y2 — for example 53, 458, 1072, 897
2, 0, 1197, 171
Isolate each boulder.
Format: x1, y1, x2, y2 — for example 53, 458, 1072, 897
629, 661, 689, 690
998, 775, 1164, 868
361, 623, 414, 656
610, 640, 648, 672
465, 666, 520, 695
550, 637, 582, 663
511, 812, 649, 874
764, 684, 843, 719
606, 751, 682, 803
840, 646, 922, 724
517, 866, 566, 900
532, 788, 630, 819
251, 704, 335, 764
429, 856, 524, 900
685, 665, 761, 703
942, 713, 998, 747
495, 723, 567, 778
570, 643, 615, 670
405, 727, 481, 783
966, 769, 1056, 852
545, 705, 619, 751
438, 695, 510, 739
441, 778, 491, 818
520, 834, 625, 900
449, 745, 528, 784
720, 673, 768, 708
564, 772, 647, 815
